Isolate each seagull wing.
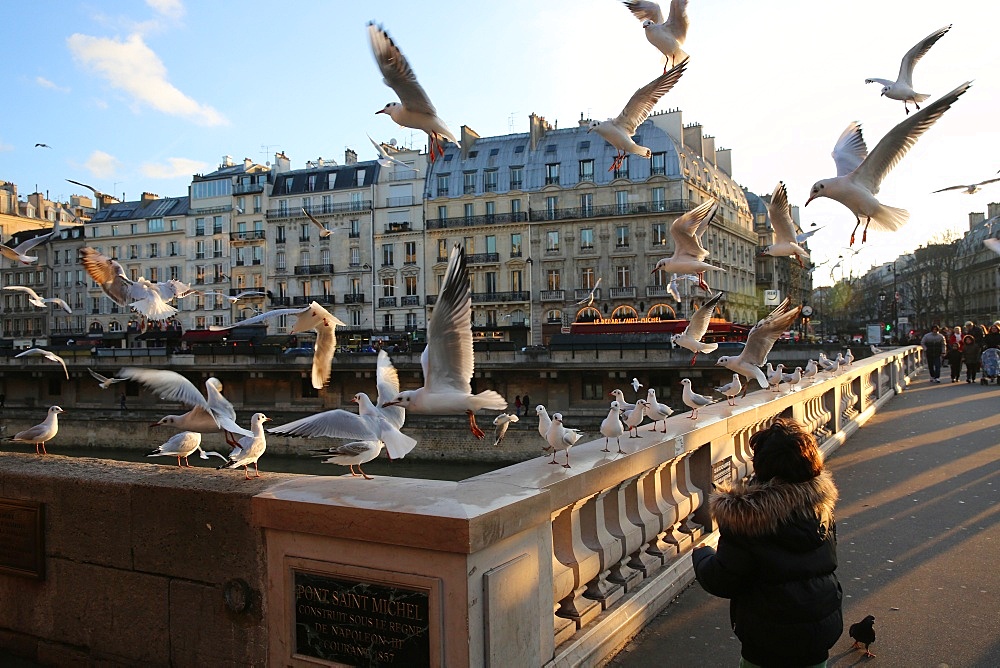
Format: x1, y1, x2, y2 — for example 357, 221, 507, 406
13, 231, 54, 256
117, 367, 212, 414
302, 208, 329, 233
367, 22, 437, 116
931, 184, 968, 193
424, 244, 473, 394
203, 377, 238, 423
88, 367, 111, 384
983, 238, 1000, 255
740, 299, 802, 367
853, 81, 972, 195
210, 305, 312, 330
623, 0, 664, 24
310, 320, 335, 390
669, 199, 717, 262
767, 181, 798, 243
615, 59, 688, 135
66, 178, 100, 197
831, 122, 868, 177
974, 177, 1000, 188
665, 0, 689, 40
3, 285, 42, 301
684, 292, 723, 341
897, 25, 951, 88
268, 409, 380, 441
43, 297, 73, 314
79, 247, 132, 306
366, 134, 413, 170
15, 348, 68, 379
376, 350, 405, 430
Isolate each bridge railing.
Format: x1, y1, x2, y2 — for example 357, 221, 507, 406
254, 346, 922, 667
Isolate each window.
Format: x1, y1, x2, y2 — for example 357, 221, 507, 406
191, 179, 231, 199
485, 272, 497, 293
148, 218, 164, 233
616, 265, 632, 287
485, 235, 496, 254
148, 243, 159, 258
484, 170, 498, 192
129, 244, 139, 259
278, 199, 289, 216
350, 219, 360, 238
652, 186, 666, 212
195, 241, 206, 259
582, 267, 596, 290
195, 218, 205, 236
382, 313, 394, 331
613, 156, 629, 179
404, 241, 416, 264
580, 228, 594, 250
437, 205, 447, 221
213, 238, 223, 258
381, 278, 395, 297
405, 275, 418, 296
322, 195, 332, 212
615, 190, 629, 214
252, 246, 262, 264
546, 230, 559, 252
464, 203, 474, 219
307, 174, 317, 192
253, 195, 261, 213
438, 239, 448, 261
382, 243, 394, 266
545, 196, 558, 220
302, 196, 312, 213
615, 226, 630, 248
170, 266, 180, 280
582, 375, 603, 400
510, 233, 522, 257
213, 216, 223, 234
351, 310, 362, 327
463, 172, 476, 194
581, 193, 594, 217
300, 223, 311, 242
350, 247, 361, 266
546, 270, 561, 291
276, 225, 286, 243
169, 219, 180, 231
651, 222, 667, 245
437, 174, 450, 196
510, 270, 522, 292
579, 159, 594, 182
485, 201, 495, 220
510, 198, 521, 216
545, 163, 560, 185
651, 152, 666, 175
406, 313, 417, 330
509, 166, 523, 190
276, 252, 286, 271
463, 236, 474, 254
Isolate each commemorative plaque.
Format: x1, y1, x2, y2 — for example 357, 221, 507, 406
712, 456, 734, 489
0, 498, 44, 579
294, 570, 430, 667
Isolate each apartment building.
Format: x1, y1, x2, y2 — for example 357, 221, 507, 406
746, 187, 813, 320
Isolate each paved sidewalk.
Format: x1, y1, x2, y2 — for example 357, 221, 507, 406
608, 373, 1000, 667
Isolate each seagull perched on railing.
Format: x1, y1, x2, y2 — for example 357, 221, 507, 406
782, 366, 803, 391
680, 379, 715, 420
7, 406, 63, 454
600, 401, 626, 453
3, 286, 72, 313
766, 363, 786, 392
714, 373, 743, 406
217, 413, 271, 480
624, 399, 649, 437
147, 431, 225, 468
546, 413, 583, 468
644, 388, 674, 432
311, 440, 385, 480
536, 404, 553, 444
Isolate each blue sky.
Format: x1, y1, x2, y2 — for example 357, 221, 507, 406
2, 0, 999, 285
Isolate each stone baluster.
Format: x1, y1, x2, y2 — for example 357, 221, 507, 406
675, 452, 705, 540
840, 378, 859, 421
862, 369, 876, 408
731, 427, 753, 480
607, 474, 660, 581
550, 552, 578, 645
640, 461, 680, 563
659, 455, 695, 551
580, 488, 634, 608
551, 497, 602, 628
624, 467, 668, 575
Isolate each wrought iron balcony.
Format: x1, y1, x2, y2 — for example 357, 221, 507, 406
270, 297, 291, 306
426, 211, 529, 230
266, 200, 372, 219
293, 263, 335, 275
540, 290, 565, 302
229, 230, 266, 242
646, 286, 669, 297
466, 252, 500, 264
313, 294, 336, 305
229, 288, 266, 298
574, 288, 601, 301
471, 291, 530, 303
384, 222, 411, 233
378, 297, 397, 307
609, 287, 637, 298
343, 293, 365, 304
386, 196, 415, 207
233, 183, 265, 195
531, 199, 694, 222
401, 295, 420, 306
426, 295, 437, 305
275, 235, 286, 244
292, 296, 311, 306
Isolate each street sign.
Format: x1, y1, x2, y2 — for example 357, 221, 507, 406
764, 289, 780, 306
867, 324, 882, 345
897, 317, 909, 327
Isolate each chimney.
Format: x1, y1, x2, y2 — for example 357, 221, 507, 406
702, 135, 717, 166
141, 192, 159, 203
244, 157, 252, 169
970, 211, 986, 229
317, 157, 325, 167
528, 113, 551, 151
682, 123, 704, 157
344, 149, 357, 165
578, 112, 590, 127
460, 125, 481, 160
274, 152, 291, 174
988, 202, 1000, 220
649, 108, 683, 144
221, 155, 234, 167
715, 148, 733, 177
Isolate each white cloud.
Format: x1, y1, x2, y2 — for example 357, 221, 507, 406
84, 150, 121, 179
67, 32, 227, 127
141, 157, 208, 179
36, 76, 70, 93
146, 0, 185, 20
0, 139, 13, 152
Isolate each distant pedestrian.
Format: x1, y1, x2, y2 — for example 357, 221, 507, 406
120, 392, 128, 414
921, 325, 946, 383
521, 394, 530, 417
962, 334, 981, 383
946, 325, 964, 382
0, 393, 5, 409
514, 395, 522, 416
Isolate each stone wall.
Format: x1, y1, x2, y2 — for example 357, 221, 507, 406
0, 455, 298, 666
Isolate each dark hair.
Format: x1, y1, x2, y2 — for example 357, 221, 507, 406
749, 418, 823, 483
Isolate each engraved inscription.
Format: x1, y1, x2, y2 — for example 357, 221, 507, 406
294, 570, 430, 667
0, 499, 44, 579
712, 456, 734, 488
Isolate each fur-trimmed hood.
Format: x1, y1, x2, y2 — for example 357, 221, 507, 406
710, 469, 838, 540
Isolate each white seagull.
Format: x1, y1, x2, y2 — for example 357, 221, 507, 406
795, 226, 824, 244
844, 349, 855, 367
805, 81, 972, 246
268, 350, 415, 459
624, 399, 649, 437
312, 440, 385, 480
631, 377, 643, 393
666, 273, 699, 302
933, 177, 1000, 195
588, 58, 688, 171
623, 0, 689, 72
546, 413, 583, 468
87, 367, 125, 389
214, 301, 345, 390
870, 344, 883, 355
0, 229, 56, 265
368, 22, 459, 162
652, 199, 719, 290
79, 247, 180, 320
680, 378, 715, 420
716, 298, 802, 393
7, 406, 64, 454
644, 388, 674, 431
119, 368, 253, 445
15, 348, 68, 379
672, 291, 723, 364
367, 134, 417, 172
865, 25, 951, 115
301, 208, 333, 238
3, 286, 72, 313
985, 238, 1000, 256
782, 366, 803, 391
200, 290, 269, 305
147, 431, 225, 468
535, 404, 553, 443
802, 359, 820, 380
766, 363, 785, 392
609, 388, 637, 412
217, 413, 271, 480
492, 413, 519, 448
714, 373, 743, 406
574, 277, 602, 307
381, 245, 507, 439
600, 401, 626, 453
761, 181, 810, 267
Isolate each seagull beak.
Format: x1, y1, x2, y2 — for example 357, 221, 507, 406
375, 108, 386, 115
381, 400, 400, 408
149, 422, 162, 428
804, 193, 816, 206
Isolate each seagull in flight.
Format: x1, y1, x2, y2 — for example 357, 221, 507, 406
87, 368, 126, 389
367, 134, 418, 172
368, 22, 460, 163
933, 177, 1000, 195
200, 290, 268, 304
301, 208, 333, 238
492, 413, 519, 448
2, 286, 72, 313
865, 25, 951, 115
35, 143, 52, 148
574, 277, 602, 307
795, 225, 824, 244
15, 348, 69, 379
716, 298, 802, 393
672, 291, 723, 364
805, 80, 972, 245
588, 58, 687, 171
0, 228, 57, 265
652, 198, 718, 290
79, 247, 187, 320
623, 0, 689, 72
666, 273, 698, 302
381, 245, 507, 439
761, 181, 809, 267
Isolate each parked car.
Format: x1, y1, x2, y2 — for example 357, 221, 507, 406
283, 346, 314, 356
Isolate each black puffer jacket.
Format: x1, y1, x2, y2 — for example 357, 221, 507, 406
692, 470, 842, 667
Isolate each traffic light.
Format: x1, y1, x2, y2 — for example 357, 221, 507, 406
885, 322, 892, 332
